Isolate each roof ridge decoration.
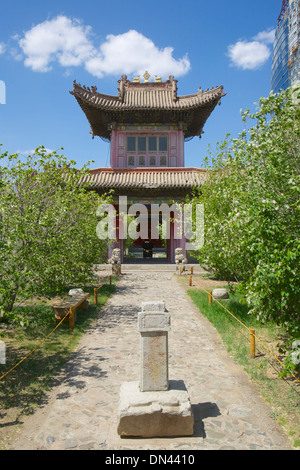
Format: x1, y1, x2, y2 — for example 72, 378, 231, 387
143, 71, 151, 82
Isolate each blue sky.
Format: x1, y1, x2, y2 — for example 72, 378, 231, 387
0, 0, 282, 169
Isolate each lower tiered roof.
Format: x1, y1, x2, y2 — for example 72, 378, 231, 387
81, 167, 206, 196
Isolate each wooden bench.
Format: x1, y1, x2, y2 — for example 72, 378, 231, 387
52, 292, 90, 331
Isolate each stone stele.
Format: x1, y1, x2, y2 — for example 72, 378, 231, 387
117, 300, 194, 438
139, 300, 170, 392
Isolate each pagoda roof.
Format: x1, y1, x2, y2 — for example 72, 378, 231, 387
70, 74, 225, 140
80, 167, 206, 193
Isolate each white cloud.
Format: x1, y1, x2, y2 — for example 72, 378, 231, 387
227, 28, 275, 70
0, 43, 6, 55
85, 30, 190, 78
18, 16, 95, 72
228, 40, 271, 70
16, 16, 190, 79
253, 29, 275, 45
16, 148, 55, 155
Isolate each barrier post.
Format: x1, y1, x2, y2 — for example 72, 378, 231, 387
250, 330, 256, 358
189, 275, 192, 286
110, 275, 112, 286
94, 288, 97, 305
69, 307, 75, 331
209, 291, 212, 305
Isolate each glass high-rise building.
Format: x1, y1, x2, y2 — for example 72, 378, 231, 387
271, 0, 300, 94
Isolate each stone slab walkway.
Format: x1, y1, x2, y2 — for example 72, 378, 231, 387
9, 272, 292, 450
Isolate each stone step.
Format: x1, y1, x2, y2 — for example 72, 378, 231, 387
95, 263, 206, 273
122, 264, 203, 272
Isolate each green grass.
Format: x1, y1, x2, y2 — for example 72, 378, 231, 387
187, 286, 300, 449
0, 278, 116, 448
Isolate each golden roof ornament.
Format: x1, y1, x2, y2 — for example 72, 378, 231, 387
143, 71, 151, 82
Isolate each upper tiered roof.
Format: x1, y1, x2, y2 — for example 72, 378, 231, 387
70, 73, 225, 140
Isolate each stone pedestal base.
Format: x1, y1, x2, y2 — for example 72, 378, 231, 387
117, 380, 194, 438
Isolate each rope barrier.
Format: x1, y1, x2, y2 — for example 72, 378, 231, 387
0, 308, 70, 382
188, 274, 300, 385
0, 276, 114, 382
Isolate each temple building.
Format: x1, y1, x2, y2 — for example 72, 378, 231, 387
70, 72, 225, 263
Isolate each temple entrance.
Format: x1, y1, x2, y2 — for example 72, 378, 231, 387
124, 239, 167, 262
123, 210, 168, 263
113, 200, 187, 264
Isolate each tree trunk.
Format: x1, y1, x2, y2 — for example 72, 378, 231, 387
6, 290, 18, 312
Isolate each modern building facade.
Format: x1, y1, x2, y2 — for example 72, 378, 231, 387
271, 0, 300, 93
71, 73, 225, 263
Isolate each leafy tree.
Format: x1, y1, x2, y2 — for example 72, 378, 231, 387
0, 146, 109, 319
192, 87, 300, 338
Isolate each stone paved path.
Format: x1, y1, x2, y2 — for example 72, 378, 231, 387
9, 272, 292, 450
